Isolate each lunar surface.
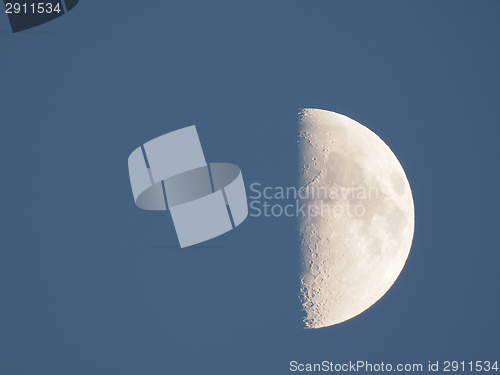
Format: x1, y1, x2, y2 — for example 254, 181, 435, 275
298, 108, 414, 328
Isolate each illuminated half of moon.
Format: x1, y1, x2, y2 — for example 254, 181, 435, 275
298, 108, 414, 328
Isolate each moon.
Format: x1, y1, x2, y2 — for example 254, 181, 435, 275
298, 108, 414, 328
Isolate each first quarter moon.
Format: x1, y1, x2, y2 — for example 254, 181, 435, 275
298, 108, 415, 328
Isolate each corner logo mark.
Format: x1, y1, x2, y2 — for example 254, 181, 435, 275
3, 1, 79, 33
128, 126, 248, 248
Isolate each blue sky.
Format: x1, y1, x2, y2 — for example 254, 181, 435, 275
1, 1, 499, 374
